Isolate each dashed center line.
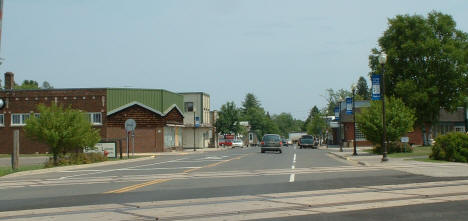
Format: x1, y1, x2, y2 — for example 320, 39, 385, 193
289, 153, 297, 183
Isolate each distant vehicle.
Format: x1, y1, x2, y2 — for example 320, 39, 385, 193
232, 139, 244, 148
289, 132, 307, 144
281, 138, 289, 147
219, 138, 232, 147
261, 134, 282, 153
299, 135, 317, 149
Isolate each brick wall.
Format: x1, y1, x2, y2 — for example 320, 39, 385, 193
0, 89, 106, 154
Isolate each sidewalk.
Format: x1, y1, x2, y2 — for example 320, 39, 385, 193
327, 147, 468, 178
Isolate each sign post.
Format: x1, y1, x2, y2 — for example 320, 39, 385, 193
125, 119, 136, 158
401, 137, 409, 152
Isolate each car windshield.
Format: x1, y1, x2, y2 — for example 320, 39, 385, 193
263, 135, 280, 142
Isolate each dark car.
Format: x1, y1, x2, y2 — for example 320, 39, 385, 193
299, 135, 316, 149
261, 134, 282, 153
282, 138, 289, 147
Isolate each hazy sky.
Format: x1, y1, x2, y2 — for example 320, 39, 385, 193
1, 0, 467, 120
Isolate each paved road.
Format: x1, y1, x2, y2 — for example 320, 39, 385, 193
0, 145, 467, 220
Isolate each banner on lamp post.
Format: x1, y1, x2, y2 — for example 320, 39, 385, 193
334, 107, 340, 121
346, 98, 353, 115
371, 74, 381, 100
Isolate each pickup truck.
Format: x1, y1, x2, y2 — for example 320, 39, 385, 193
298, 135, 317, 149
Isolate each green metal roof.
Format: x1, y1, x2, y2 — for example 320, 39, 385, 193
106, 88, 184, 116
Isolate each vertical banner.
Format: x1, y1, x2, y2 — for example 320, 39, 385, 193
334, 107, 340, 121
371, 74, 381, 100
346, 97, 353, 114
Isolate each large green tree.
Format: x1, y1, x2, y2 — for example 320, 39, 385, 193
302, 106, 320, 131
307, 112, 327, 137
272, 113, 301, 138
356, 76, 370, 100
15, 80, 40, 89
369, 11, 468, 126
240, 93, 268, 137
24, 104, 101, 165
215, 102, 242, 135
356, 97, 416, 147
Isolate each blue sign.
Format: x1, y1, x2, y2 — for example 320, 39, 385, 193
334, 107, 340, 121
346, 97, 353, 115
371, 74, 381, 100
195, 116, 200, 127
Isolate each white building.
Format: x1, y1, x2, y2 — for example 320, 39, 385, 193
180, 92, 214, 149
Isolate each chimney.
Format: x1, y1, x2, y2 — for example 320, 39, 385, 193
4, 72, 14, 90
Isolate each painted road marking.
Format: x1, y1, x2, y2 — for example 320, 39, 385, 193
104, 154, 250, 194
289, 153, 297, 183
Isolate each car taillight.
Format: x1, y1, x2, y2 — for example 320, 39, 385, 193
261, 141, 265, 145
280, 141, 283, 145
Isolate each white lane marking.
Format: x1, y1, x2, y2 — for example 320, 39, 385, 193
58, 157, 188, 180
289, 153, 296, 183
117, 167, 201, 171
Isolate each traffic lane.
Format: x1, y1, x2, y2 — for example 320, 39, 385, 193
1, 170, 461, 212
293, 148, 350, 168
194, 146, 295, 173
256, 199, 468, 221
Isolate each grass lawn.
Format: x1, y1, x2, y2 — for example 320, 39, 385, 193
0, 164, 46, 177
388, 146, 432, 158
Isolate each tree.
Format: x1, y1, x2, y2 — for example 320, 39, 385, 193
15, 80, 40, 89
356, 76, 370, 100
215, 102, 242, 135
323, 88, 352, 115
41, 81, 53, 89
24, 103, 101, 165
307, 112, 327, 137
302, 106, 320, 131
240, 93, 268, 137
272, 113, 301, 138
356, 97, 416, 147
369, 11, 468, 126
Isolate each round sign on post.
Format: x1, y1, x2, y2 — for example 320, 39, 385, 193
125, 119, 136, 132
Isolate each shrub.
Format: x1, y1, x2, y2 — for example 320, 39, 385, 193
372, 142, 414, 154
430, 132, 468, 163
44, 153, 107, 167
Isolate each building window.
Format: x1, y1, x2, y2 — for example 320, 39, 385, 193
355, 125, 367, 141
34, 113, 41, 118
88, 112, 102, 125
185, 102, 194, 112
455, 126, 465, 133
0, 114, 4, 126
11, 113, 30, 126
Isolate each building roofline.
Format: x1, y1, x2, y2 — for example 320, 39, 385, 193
178, 92, 210, 97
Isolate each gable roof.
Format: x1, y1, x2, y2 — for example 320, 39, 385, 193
107, 101, 184, 117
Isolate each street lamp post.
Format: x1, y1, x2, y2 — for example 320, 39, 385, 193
379, 52, 388, 162
339, 101, 343, 152
352, 84, 358, 156
193, 108, 197, 152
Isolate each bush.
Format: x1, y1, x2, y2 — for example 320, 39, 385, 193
44, 153, 107, 167
430, 132, 468, 163
372, 142, 414, 154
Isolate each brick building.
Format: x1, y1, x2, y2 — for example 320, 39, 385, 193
335, 100, 467, 147
0, 72, 184, 154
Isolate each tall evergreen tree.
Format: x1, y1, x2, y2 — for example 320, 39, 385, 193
356, 76, 370, 100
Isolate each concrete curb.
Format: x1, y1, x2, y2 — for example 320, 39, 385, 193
327, 151, 370, 166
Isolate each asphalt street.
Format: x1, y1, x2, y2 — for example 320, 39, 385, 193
1, 145, 467, 220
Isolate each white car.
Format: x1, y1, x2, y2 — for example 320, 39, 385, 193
232, 139, 244, 148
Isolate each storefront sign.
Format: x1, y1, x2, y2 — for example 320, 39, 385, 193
84, 142, 117, 158
371, 74, 381, 100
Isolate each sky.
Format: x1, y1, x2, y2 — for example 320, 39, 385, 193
1, 0, 467, 120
